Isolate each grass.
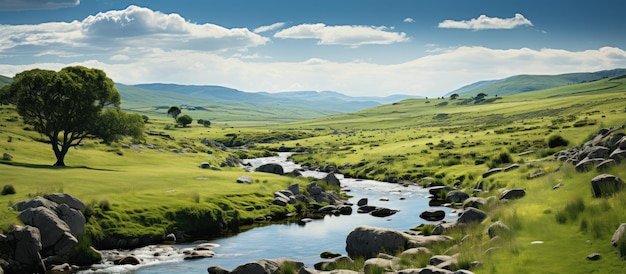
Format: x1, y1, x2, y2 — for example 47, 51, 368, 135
1, 73, 626, 272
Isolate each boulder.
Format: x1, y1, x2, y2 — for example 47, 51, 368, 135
611, 223, 626, 247
596, 159, 616, 170
587, 253, 601, 261
320, 251, 342, 259
445, 191, 469, 203
457, 208, 487, 224
236, 176, 253, 184
357, 205, 378, 213
255, 163, 284, 175
575, 158, 605, 172
184, 250, 216, 260
43, 193, 85, 211
363, 257, 397, 273
325, 173, 341, 187
207, 266, 231, 274
591, 174, 624, 198
401, 247, 433, 257
609, 148, 626, 162
337, 205, 353, 215
314, 255, 354, 271
288, 183, 300, 195
369, 207, 399, 217
406, 234, 455, 248
113, 255, 141, 265
462, 197, 487, 209
428, 186, 455, 198
357, 198, 368, 206
487, 221, 511, 239
430, 255, 456, 267
200, 162, 211, 168
419, 210, 446, 222
55, 203, 86, 237
13, 225, 45, 273
12, 196, 57, 212
2, 152, 12, 161
18, 207, 78, 255
396, 266, 454, 274
346, 226, 407, 258
482, 168, 503, 178
499, 189, 526, 200
503, 164, 520, 172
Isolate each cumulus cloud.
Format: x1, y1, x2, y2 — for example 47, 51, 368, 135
0, 0, 79, 10
253, 22, 285, 33
403, 18, 415, 23
0, 5, 268, 62
274, 23, 408, 47
439, 13, 533, 30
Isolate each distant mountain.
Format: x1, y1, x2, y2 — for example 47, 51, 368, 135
445, 68, 626, 98
131, 83, 417, 115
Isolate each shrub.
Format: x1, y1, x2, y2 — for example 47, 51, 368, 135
1, 184, 15, 195
99, 199, 111, 211
489, 152, 512, 168
547, 135, 569, 148
555, 211, 567, 224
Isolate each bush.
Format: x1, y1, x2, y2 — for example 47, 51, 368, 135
489, 152, 512, 168
547, 135, 569, 148
99, 199, 111, 211
1, 184, 15, 195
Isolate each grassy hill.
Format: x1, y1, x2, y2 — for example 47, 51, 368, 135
0, 75, 10, 87
447, 68, 626, 98
1, 71, 626, 273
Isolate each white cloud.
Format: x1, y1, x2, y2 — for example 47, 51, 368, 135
403, 18, 415, 23
253, 22, 285, 33
0, 5, 268, 61
0, 0, 79, 10
439, 13, 533, 30
110, 54, 129, 61
274, 23, 408, 47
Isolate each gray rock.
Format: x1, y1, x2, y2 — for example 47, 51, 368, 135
44, 193, 85, 211
12, 196, 57, 212
445, 191, 469, 203
396, 266, 454, 274
401, 247, 432, 257
113, 255, 141, 265
482, 168, 503, 178
462, 197, 487, 209
587, 253, 601, 261
13, 225, 45, 273
18, 207, 78, 255
575, 158, 605, 172
256, 163, 284, 175
314, 256, 354, 271
457, 208, 487, 224
430, 255, 456, 266
611, 223, 626, 247
609, 148, 626, 162
419, 210, 446, 222
55, 203, 86, 237
346, 226, 407, 258
309, 185, 323, 196
596, 159, 616, 170
297, 266, 318, 274
2, 152, 12, 160
325, 173, 341, 187
363, 257, 396, 273
369, 207, 399, 217
207, 266, 231, 274
499, 189, 526, 200
428, 186, 455, 198
184, 250, 216, 260
357, 198, 368, 206
288, 184, 300, 195
487, 221, 511, 239
200, 162, 211, 168
236, 176, 253, 184
591, 174, 624, 198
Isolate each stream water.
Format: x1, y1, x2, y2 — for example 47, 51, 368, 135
81, 153, 453, 273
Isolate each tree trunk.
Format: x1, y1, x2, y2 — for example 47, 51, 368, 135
50, 136, 67, 167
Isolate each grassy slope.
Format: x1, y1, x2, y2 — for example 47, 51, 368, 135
0, 107, 309, 244
255, 77, 626, 273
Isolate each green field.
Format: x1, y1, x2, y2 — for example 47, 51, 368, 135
1, 75, 626, 272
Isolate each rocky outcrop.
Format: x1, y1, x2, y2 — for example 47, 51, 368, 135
555, 127, 626, 172
4, 194, 100, 273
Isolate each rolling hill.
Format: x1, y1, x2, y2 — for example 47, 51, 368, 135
446, 68, 626, 98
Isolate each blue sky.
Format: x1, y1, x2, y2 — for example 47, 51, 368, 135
1, 0, 625, 97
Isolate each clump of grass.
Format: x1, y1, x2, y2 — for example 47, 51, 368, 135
489, 151, 512, 168
1, 184, 16, 195
99, 199, 111, 211
547, 134, 569, 148
564, 197, 585, 220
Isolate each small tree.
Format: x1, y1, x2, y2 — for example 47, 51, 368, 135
93, 109, 144, 144
141, 115, 149, 123
177, 114, 193, 127
450, 93, 459, 100
197, 119, 211, 127
167, 106, 181, 121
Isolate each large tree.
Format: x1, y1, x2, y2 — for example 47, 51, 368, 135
4, 66, 138, 166
167, 106, 181, 121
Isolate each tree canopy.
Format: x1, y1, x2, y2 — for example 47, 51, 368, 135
4, 66, 143, 166
167, 106, 181, 121
177, 114, 193, 127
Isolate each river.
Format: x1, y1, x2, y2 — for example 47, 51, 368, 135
82, 153, 453, 273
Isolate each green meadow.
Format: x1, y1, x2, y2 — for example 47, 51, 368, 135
1, 75, 626, 272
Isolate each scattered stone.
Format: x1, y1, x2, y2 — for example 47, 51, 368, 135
591, 174, 624, 198
236, 176, 253, 184
184, 250, 215, 260
320, 251, 342, 259
552, 183, 564, 190
2, 152, 13, 161
207, 266, 230, 274
401, 247, 432, 257
445, 191, 469, 203
487, 222, 511, 239
113, 255, 141, 265
346, 226, 408, 258
611, 223, 626, 247
428, 186, 455, 198
457, 208, 487, 224
482, 168, 503, 178
288, 183, 300, 195
419, 210, 446, 222
364, 257, 397, 273
314, 255, 354, 271
256, 163, 284, 175
530, 241, 544, 245
369, 207, 399, 217
586, 253, 601, 261
462, 197, 487, 209
325, 173, 341, 187
499, 189, 526, 200
200, 162, 210, 168
357, 198, 368, 206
